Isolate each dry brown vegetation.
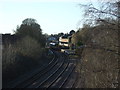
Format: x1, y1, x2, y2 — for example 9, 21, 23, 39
2, 36, 53, 86
2, 18, 52, 87
72, 0, 119, 88
80, 48, 119, 88
73, 24, 119, 88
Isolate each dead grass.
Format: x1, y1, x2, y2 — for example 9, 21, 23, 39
76, 26, 119, 88
80, 48, 119, 88
2, 36, 53, 86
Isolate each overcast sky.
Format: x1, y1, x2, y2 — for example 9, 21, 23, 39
0, 0, 101, 35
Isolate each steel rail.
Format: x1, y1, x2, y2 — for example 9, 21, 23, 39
39, 54, 69, 88
28, 52, 68, 88
13, 50, 57, 88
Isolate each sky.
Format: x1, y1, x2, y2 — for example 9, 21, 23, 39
0, 0, 105, 35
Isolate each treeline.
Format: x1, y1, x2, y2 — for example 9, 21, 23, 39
15, 18, 46, 47
72, 0, 119, 55
2, 18, 52, 86
72, 0, 119, 88
72, 18, 118, 49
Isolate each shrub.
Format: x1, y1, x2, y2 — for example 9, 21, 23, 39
2, 36, 45, 84
2, 44, 17, 70
16, 36, 42, 60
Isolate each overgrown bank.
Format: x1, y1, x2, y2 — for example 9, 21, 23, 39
73, 25, 119, 88
2, 18, 52, 87
72, 1, 119, 88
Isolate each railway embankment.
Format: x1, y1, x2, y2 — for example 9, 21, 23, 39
3, 51, 77, 88
74, 27, 119, 88
2, 35, 53, 88
3, 49, 54, 88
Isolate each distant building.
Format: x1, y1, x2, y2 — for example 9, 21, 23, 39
59, 34, 72, 49
46, 36, 58, 47
46, 30, 75, 49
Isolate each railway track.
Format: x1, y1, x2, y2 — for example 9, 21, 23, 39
27, 52, 68, 88
5, 50, 78, 88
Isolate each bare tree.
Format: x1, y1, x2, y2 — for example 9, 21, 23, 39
76, 1, 119, 88
79, 0, 119, 27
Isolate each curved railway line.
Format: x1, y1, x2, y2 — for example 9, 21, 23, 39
5, 50, 78, 88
